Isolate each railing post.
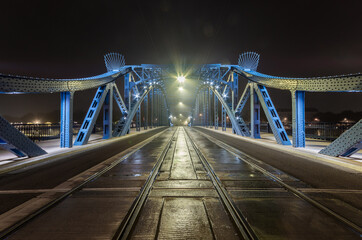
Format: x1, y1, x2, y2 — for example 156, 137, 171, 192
60, 91, 74, 148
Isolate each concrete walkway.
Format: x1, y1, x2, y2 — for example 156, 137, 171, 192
197, 126, 362, 172
0, 127, 163, 169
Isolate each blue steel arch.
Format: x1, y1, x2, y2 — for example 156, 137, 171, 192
193, 83, 246, 136
114, 84, 170, 137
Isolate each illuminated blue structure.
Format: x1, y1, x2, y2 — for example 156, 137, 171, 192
0, 52, 361, 158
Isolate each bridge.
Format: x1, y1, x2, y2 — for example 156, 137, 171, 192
0, 52, 361, 239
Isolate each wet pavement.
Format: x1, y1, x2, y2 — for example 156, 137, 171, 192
5, 128, 174, 239
130, 127, 240, 239
187, 127, 361, 239
1, 126, 361, 239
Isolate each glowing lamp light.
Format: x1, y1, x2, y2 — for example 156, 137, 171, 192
179, 102, 183, 105
177, 76, 185, 83
222, 93, 227, 98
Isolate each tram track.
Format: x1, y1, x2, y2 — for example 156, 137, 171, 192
189, 127, 362, 237
184, 128, 258, 240
0, 128, 173, 240
117, 127, 256, 240
112, 128, 178, 239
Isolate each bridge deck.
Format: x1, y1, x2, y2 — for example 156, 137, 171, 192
0, 127, 360, 239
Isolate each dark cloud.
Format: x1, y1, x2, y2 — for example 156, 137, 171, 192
0, 0, 361, 119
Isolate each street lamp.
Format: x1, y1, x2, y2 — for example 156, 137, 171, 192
177, 76, 185, 83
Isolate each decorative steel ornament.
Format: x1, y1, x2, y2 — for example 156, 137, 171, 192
238, 52, 260, 71
104, 53, 125, 72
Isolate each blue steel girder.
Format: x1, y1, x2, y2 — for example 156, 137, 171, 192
112, 84, 128, 114
214, 93, 218, 129
74, 84, 112, 146
231, 65, 362, 92
292, 90, 305, 147
112, 82, 168, 137
0, 115, 47, 157
103, 86, 113, 139
250, 83, 261, 139
197, 84, 250, 136
319, 119, 362, 157
60, 91, 74, 148
254, 84, 291, 145
235, 83, 251, 113
0, 67, 130, 94
116, 88, 150, 136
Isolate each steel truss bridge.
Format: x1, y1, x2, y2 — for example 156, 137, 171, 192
0, 52, 361, 159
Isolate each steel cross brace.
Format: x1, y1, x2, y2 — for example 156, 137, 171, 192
254, 84, 291, 145
74, 84, 112, 146
0, 115, 47, 157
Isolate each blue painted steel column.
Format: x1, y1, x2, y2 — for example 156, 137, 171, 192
151, 87, 154, 128
250, 83, 261, 138
214, 93, 218, 129
232, 73, 238, 111
124, 73, 131, 134
144, 93, 148, 130
60, 91, 74, 148
103, 86, 113, 139
206, 88, 209, 127
222, 105, 227, 131
292, 90, 305, 147
136, 105, 141, 131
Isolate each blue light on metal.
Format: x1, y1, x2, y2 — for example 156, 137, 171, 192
0, 115, 47, 157
254, 85, 291, 145
74, 84, 111, 145
238, 52, 260, 71
0, 50, 360, 160
292, 91, 305, 147
104, 53, 125, 72
250, 83, 261, 139
320, 119, 362, 157
60, 91, 74, 147
103, 86, 113, 139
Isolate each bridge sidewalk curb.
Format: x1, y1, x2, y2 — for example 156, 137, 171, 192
195, 127, 362, 174
0, 127, 167, 176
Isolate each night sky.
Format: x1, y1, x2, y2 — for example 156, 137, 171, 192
0, 0, 361, 121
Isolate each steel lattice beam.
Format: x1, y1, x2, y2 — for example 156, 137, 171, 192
319, 120, 362, 157
0, 115, 47, 157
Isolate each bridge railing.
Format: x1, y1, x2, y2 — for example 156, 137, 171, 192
11, 123, 83, 142
260, 122, 354, 141
10, 122, 148, 142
